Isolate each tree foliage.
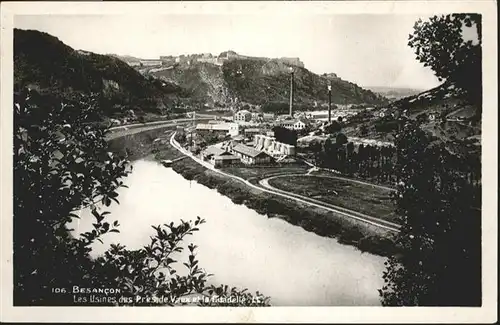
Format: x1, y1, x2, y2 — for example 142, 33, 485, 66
261, 102, 290, 114
408, 14, 482, 105
272, 126, 298, 146
14, 89, 270, 306
374, 118, 400, 133
335, 133, 348, 146
378, 16, 483, 305
324, 121, 342, 134
359, 124, 369, 136
379, 121, 481, 306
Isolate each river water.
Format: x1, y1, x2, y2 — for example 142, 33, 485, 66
70, 159, 386, 306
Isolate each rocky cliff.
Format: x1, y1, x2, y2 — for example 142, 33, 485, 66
147, 54, 386, 108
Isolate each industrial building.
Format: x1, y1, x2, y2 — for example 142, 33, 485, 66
230, 143, 272, 165
211, 155, 241, 168
201, 145, 232, 161
196, 122, 239, 137
277, 118, 311, 131
244, 128, 262, 140
234, 110, 252, 123
254, 134, 296, 157
200, 145, 241, 168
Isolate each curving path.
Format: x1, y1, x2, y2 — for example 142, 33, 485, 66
298, 159, 396, 192
259, 174, 400, 231
169, 132, 400, 233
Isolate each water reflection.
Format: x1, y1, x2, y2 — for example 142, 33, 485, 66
70, 160, 385, 306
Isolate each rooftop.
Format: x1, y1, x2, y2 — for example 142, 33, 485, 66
203, 145, 228, 156
297, 117, 312, 124
244, 128, 261, 132
232, 143, 267, 158
279, 119, 297, 124
196, 123, 237, 130
231, 134, 245, 141
213, 154, 240, 161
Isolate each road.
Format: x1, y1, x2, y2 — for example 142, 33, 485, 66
105, 116, 213, 140
299, 159, 396, 192
169, 132, 400, 232
259, 174, 400, 231
108, 113, 216, 132
105, 120, 400, 231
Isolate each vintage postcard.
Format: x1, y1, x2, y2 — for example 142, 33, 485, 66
0, 1, 497, 323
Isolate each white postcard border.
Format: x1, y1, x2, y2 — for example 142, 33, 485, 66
1, 1, 497, 323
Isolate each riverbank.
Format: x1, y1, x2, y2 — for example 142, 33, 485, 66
72, 160, 386, 306
107, 125, 177, 160
267, 175, 397, 222
156, 146, 397, 257
108, 128, 397, 257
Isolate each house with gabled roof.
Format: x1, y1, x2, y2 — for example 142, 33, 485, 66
234, 110, 252, 123
293, 118, 311, 130
277, 118, 312, 131
196, 122, 239, 136
211, 154, 241, 168
230, 143, 272, 165
201, 145, 232, 161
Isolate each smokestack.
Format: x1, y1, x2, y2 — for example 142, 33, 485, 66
289, 68, 294, 117
328, 83, 332, 123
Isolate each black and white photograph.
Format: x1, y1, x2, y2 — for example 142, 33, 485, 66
0, 1, 497, 323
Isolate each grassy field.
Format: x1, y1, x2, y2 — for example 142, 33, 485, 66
310, 168, 398, 190
268, 175, 397, 222
221, 164, 309, 181
169, 155, 397, 257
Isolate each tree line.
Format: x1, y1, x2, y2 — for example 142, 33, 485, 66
379, 13, 482, 306
307, 128, 481, 209
380, 121, 481, 306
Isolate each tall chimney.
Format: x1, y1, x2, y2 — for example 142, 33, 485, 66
289, 68, 294, 117
328, 83, 332, 123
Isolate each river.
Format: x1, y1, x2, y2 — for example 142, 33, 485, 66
70, 159, 386, 306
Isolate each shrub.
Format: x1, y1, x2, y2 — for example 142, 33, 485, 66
338, 225, 364, 244
357, 235, 396, 256
374, 120, 399, 133
325, 121, 342, 134
360, 124, 369, 136
231, 195, 246, 205
13, 89, 269, 306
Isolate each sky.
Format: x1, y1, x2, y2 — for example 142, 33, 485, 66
14, 14, 443, 90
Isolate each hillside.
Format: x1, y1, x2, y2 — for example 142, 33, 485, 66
344, 81, 481, 154
364, 86, 425, 101
394, 82, 481, 152
14, 29, 188, 118
145, 53, 387, 110
386, 81, 480, 132
108, 54, 144, 64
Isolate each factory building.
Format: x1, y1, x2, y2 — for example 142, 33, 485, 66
254, 134, 296, 156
